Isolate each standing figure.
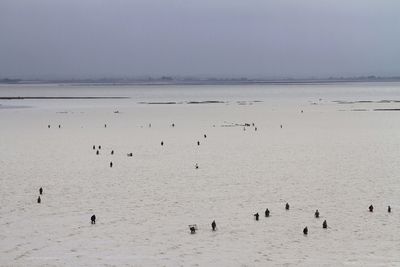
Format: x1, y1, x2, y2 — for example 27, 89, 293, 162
303, 227, 308, 235
161, 141, 164, 146
37, 196, 41, 204
39, 187, 43, 195
211, 220, 216, 231
265, 208, 270, 217
315, 209, 320, 218
110, 162, 113, 168
388, 206, 391, 213
369, 205, 374, 212
254, 213, 259, 221
285, 203, 290, 210
111, 150, 114, 155
322, 220, 327, 229
91, 214, 96, 224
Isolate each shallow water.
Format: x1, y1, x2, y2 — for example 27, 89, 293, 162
1, 83, 400, 266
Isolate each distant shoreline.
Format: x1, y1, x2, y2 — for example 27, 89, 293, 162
1, 77, 400, 86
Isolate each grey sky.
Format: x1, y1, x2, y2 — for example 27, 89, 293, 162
1, 0, 400, 79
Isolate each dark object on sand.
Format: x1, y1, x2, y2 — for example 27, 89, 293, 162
127, 153, 133, 157
315, 209, 320, 218
195, 163, 199, 169
58, 125, 61, 128
111, 150, 114, 155
91, 215, 96, 224
204, 134, 207, 138
161, 141, 164, 146
255, 127, 257, 131
172, 123, 175, 127
197, 141, 200, 146
254, 213, 259, 221
98, 145, 101, 149
110, 162, 113, 168
388, 206, 391, 213
323, 220, 327, 229
37, 196, 41, 203
104, 124, 107, 128
280, 125, 283, 129
303, 227, 308, 235
285, 203, 290, 210
265, 208, 270, 217
369, 205, 374, 212
48, 125, 50, 128
211, 220, 216, 231
96, 150, 99, 155
93, 145, 95, 150
189, 224, 197, 234
39, 187, 43, 195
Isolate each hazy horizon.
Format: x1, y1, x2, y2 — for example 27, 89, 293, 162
1, 0, 400, 79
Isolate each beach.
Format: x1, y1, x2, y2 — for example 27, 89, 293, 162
1, 82, 400, 266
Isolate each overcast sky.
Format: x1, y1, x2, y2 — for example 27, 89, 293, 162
1, 0, 400, 79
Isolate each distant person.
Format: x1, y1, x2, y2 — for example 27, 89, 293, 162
172, 123, 175, 127
149, 123, 151, 128
303, 227, 308, 235
315, 209, 320, 218
98, 145, 101, 149
58, 125, 61, 128
265, 208, 270, 217
110, 162, 113, 168
211, 220, 216, 231
195, 163, 199, 169
388, 206, 391, 213
93, 145, 95, 150
161, 141, 164, 146
111, 150, 114, 155
37, 196, 41, 204
48, 125, 50, 128
39, 187, 43, 195
322, 220, 327, 229
369, 205, 374, 212
204, 134, 207, 138
285, 203, 290, 210
127, 153, 133, 157
91, 215, 96, 224
197, 141, 200, 146
255, 127, 257, 131
189, 225, 196, 234
254, 213, 259, 221
104, 124, 107, 128
280, 125, 283, 129
96, 150, 99, 155
301, 110, 304, 113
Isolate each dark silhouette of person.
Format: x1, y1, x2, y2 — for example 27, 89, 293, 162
91, 215, 96, 224
39, 187, 43, 195
48, 125, 51, 128
172, 123, 175, 127
303, 227, 308, 235
388, 206, 391, 213
93, 145, 95, 150
37, 196, 41, 204
111, 150, 114, 155
98, 145, 101, 149
285, 203, 290, 210
255, 127, 257, 131
58, 125, 61, 128
265, 208, 270, 217
280, 125, 283, 129
190, 226, 196, 234
211, 220, 216, 231
110, 162, 113, 168
369, 205, 374, 212
204, 134, 207, 138
96, 150, 99, 155
127, 153, 133, 157
254, 213, 259, 221
315, 209, 320, 218
323, 220, 327, 229
197, 141, 200, 146
195, 163, 199, 169
161, 141, 164, 146
104, 124, 107, 128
